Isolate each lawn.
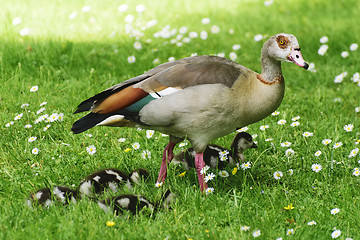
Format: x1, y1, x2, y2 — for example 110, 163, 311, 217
1, 0, 360, 239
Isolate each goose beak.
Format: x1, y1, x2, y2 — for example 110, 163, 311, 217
251, 142, 258, 148
287, 48, 309, 69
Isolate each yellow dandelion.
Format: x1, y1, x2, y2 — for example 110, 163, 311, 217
179, 171, 186, 177
232, 167, 238, 175
106, 221, 115, 227
284, 203, 295, 210
124, 148, 132, 152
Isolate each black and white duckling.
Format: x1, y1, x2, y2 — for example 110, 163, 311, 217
78, 168, 150, 198
26, 186, 78, 208
98, 190, 176, 215
173, 132, 257, 170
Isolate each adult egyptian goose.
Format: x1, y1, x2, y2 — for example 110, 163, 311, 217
71, 33, 308, 192
173, 132, 257, 170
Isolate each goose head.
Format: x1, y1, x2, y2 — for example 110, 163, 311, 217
262, 33, 309, 69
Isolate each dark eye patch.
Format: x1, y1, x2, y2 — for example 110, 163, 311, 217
276, 35, 290, 49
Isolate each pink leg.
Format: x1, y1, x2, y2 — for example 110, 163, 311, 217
157, 142, 176, 183
195, 152, 207, 192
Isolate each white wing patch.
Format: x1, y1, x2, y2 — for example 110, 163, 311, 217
105, 170, 123, 182
149, 87, 180, 98
97, 115, 125, 126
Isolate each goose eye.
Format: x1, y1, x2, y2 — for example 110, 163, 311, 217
279, 40, 285, 45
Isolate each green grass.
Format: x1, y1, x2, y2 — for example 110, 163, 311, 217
1, 0, 360, 239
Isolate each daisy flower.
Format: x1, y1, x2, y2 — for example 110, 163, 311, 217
132, 142, 140, 150
118, 138, 126, 143
355, 139, 360, 145
189, 32, 198, 39
265, 138, 273, 142
264, 0, 273, 6
311, 164, 322, 172
353, 168, 360, 176
320, 36, 328, 43
260, 125, 269, 131
179, 26, 188, 34
179, 142, 188, 147
334, 72, 348, 83
141, 150, 151, 159
271, 111, 280, 116
135, 4, 145, 13
273, 171, 283, 180
201, 18, 210, 24
277, 119, 286, 125
322, 139, 332, 145
205, 187, 214, 195
285, 148, 295, 157
286, 229, 294, 235
31, 148, 40, 155
229, 52, 237, 61
290, 121, 300, 127
127, 56, 136, 63
351, 72, 359, 83
146, 130, 155, 139
237, 126, 248, 132
218, 170, 229, 178
291, 116, 300, 121
343, 124, 354, 132
118, 4, 128, 12
155, 182, 163, 188
331, 230, 341, 239
200, 165, 210, 175
153, 58, 160, 65
287, 169, 294, 175
13, 17, 21, 25
69, 12, 77, 19
348, 148, 359, 158
20, 28, 30, 36
281, 141, 292, 147
5, 121, 14, 127
47, 113, 59, 122
133, 41, 142, 50
86, 145, 96, 155
204, 172, 216, 182
350, 43, 358, 51
331, 208, 340, 215
302, 132, 313, 137
314, 150, 322, 156
308, 220, 317, 225
43, 124, 51, 131
241, 162, 251, 170
240, 225, 250, 231
28, 136, 37, 143
30, 86, 39, 92
36, 107, 46, 115
200, 31, 208, 40
333, 142, 343, 149
210, 25, 220, 34
14, 113, 23, 121
318, 44, 328, 55
252, 230, 261, 237
24, 124, 32, 129
254, 34, 263, 42
341, 51, 349, 58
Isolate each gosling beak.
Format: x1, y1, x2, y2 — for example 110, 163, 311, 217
251, 142, 258, 148
287, 48, 309, 69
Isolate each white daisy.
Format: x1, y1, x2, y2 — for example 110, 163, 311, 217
264, 0, 273, 6
155, 182, 163, 188
141, 150, 151, 159
291, 116, 300, 121
127, 56, 136, 63
201, 18, 210, 24
43, 124, 51, 131
334, 72, 348, 83
204, 172, 216, 183
86, 145, 96, 155
135, 4, 145, 13
47, 113, 59, 122
265, 138, 273, 142
240, 225, 250, 231
31, 148, 40, 155
280, 141, 292, 147
232, 44, 241, 51
200, 31, 208, 40
287, 169, 294, 175
285, 148, 295, 157
290, 121, 300, 127
36, 107, 46, 115
205, 187, 214, 195
13, 17, 22, 25
21, 103, 29, 108
82, 6, 91, 12
343, 124, 354, 132
277, 119, 287, 125
330, 208, 340, 215
318, 44, 328, 55
254, 34, 263, 42
341, 51, 349, 58
68, 12, 78, 19
133, 41, 142, 50
351, 72, 359, 83
5, 121, 14, 127
229, 52, 237, 61
118, 4, 128, 12
286, 229, 294, 235
252, 230, 261, 237
314, 150, 322, 157
241, 162, 251, 170
353, 168, 360, 176
218, 170, 229, 178
14, 113, 23, 121
331, 229, 341, 239
132, 142, 140, 150
20, 28, 30, 36
30, 86, 38, 92
333, 142, 343, 149
356, 107, 360, 113
348, 148, 359, 158
179, 26, 188, 34
210, 25, 220, 34
118, 138, 126, 143
146, 130, 155, 139
237, 126, 248, 132
200, 165, 210, 175
311, 164, 322, 172
28, 136, 37, 143
350, 43, 358, 51
273, 171, 283, 180
302, 131, 313, 137
24, 124, 32, 129
322, 139, 332, 145
260, 125, 269, 131
271, 111, 280, 116
320, 36, 328, 43
307, 220, 317, 225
